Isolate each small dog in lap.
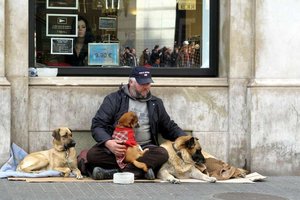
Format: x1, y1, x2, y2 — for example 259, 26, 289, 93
112, 111, 151, 175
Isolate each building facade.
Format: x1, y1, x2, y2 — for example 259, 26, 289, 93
0, 0, 300, 175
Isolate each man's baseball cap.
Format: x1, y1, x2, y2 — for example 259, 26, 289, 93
129, 66, 154, 85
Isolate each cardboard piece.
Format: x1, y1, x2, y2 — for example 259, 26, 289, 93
7, 172, 266, 183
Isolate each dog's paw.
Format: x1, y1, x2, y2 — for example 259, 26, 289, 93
168, 178, 181, 184
76, 174, 83, 180
63, 172, 71, 177
207, 176, 217, 183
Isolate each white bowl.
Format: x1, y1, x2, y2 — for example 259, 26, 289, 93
37, 68, 58, 77
113, 172, 134, 184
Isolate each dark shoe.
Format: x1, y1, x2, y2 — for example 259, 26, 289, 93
92, 167, 119, 180
144, 168, 155, 180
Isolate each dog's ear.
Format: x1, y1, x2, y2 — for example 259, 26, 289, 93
52, 128, 61, 140
118, 113, 129, 127
185, 137, 196, 149
118, 112, 137, 128
129, 112, 138, 128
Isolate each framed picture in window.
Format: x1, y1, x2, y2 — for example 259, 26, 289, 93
51, 38, 73, 55
99, 17, 117, 30
46, 14, 78, 37
47, 0, 78, 10
88, 43, 119, 66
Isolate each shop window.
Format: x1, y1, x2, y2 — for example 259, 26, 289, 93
29, 0, 219, 77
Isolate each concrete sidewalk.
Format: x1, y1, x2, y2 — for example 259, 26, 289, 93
0, 176, 299, 200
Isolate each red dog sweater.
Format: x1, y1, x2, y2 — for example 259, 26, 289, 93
112, 127, 138, 169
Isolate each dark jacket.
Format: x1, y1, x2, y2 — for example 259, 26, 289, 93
66, 44, 89, 66
91, 85, 186, 146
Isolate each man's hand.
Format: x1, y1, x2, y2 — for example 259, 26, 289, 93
105, 140, 127, 157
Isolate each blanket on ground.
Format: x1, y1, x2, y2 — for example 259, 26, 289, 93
0, 143, 62, 178
7, 172, 266, 183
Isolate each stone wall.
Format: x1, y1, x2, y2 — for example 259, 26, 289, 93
27, 78, 228, 159
0, 0, 11, 165
248, 0, 300, 175
0, 79, 11, 165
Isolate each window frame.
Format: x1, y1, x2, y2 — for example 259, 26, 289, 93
29, 0, 219, 77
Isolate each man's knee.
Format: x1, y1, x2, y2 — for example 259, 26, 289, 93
158, 147, 169, 163
147, 146, 169, 165
86, 146, 96, 163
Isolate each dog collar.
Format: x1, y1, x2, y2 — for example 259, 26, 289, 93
172, 143, 183, 161
65, 150, 72, 168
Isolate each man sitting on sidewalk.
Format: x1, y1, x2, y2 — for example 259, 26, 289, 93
82, 66, 186, 180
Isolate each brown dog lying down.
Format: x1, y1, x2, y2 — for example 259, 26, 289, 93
17, 127, 83, 179
112, 111, 149, 173
198, 151, 248, 180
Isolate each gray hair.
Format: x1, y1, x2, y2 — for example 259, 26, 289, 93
129, 77, 136, 83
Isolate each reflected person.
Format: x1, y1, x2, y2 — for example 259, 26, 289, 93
67, 16, 95, 66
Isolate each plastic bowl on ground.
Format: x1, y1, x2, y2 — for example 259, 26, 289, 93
36, 68, 58, 77
113, 172, 134, 184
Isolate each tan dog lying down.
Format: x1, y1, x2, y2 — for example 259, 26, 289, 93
17, 127, 83, 179
157, 136, 217, 184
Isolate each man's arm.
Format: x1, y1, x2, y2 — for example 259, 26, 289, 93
91, 94, 118, 144
91, 92, 128, 156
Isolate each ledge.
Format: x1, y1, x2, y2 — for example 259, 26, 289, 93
248, 79, 300, 87
0, 77, 11, 86
29, 77, 228, 87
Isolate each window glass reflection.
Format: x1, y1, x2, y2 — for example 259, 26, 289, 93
34, 0, 209, 69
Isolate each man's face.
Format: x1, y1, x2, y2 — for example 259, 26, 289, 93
129, 80, 151, 99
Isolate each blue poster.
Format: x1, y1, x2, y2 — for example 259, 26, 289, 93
88, 43, 119, 66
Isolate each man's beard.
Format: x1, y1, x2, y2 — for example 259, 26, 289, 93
129, 86, 149, 99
